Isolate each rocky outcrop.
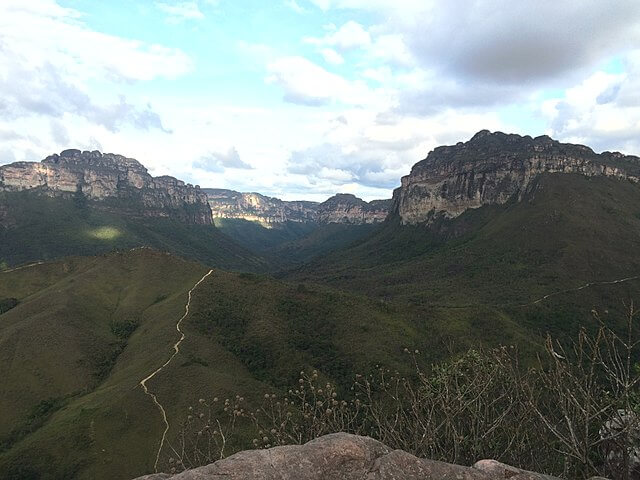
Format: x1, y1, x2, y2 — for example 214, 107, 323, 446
133, 433, 563, 480
394, 130, 640, 225
0, 150, 212, 224
205, 190, 391, 225
204, 189, 318, 224
317, 194, 391, 224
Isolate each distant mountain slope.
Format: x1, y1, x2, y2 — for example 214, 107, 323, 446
0, 150, 269, 271
0, 249, 532, 479
208, 191, 391, 265
1, 149, 212, 225
205, 189, 390, 225
290, 132, 640, 336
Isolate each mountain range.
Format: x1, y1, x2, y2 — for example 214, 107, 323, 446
2, 130, 640, 479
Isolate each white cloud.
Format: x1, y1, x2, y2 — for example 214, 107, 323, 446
319, 48, 345, 65
306, 20, 371, 51
541, 54, 640, 154
193, 147, 252, 172
156, 1, 205, 22
0, 1, 192, 83
285, 0, 307, 13
266, 56, 376, 106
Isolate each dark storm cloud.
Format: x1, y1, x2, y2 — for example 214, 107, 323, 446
406, 0, 640, 85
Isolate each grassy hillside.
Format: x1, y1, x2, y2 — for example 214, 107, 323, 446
213, 218, 317, 252
213, 218, 379, 266
0, 249, 537, 479
0, 191, 269, 272
290, 173, 640, 336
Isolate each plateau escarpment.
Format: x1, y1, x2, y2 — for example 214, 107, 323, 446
0, 149, 212, 224
204, 189, 318, 224
394, 130, 640, 224
205, 189, 391, 225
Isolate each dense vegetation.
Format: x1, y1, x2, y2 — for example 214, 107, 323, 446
175, 305, 640, 479
0, 250, 534, 479
3, 171, 640, 479
213, 218, 379, 267
0, 192, 268, 272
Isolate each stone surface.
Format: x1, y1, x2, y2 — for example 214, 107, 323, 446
473, 460, 560, 480
133, 433, 562, 480
205, 189, 391, 225
0, 150, 212, 224
393, 130, 640, 224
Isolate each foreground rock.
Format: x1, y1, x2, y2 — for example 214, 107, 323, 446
133, 433, 563, 480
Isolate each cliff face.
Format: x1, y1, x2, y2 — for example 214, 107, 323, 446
204, 189, 318, 224
205, 190, 391, 225
393, 130, 640, 225
316, 194, 391, 224
0, 149, 212, 225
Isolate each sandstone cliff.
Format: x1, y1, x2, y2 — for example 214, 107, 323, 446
0, 149, 212, 224
205, 189, 391, 225
204, 189, 318, 223
394, 130, 640, 224
316, 194, 391, 224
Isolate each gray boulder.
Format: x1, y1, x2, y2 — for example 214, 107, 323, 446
134, 433, 566, 480
135, 433, 489, 480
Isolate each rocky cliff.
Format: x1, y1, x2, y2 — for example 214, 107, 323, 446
0, 149, 212, 224
204, 189, 318, 223
394, 130, 640, 225
317, 194, 391, 224
205, 189, 391, 225
133, 433, 567, 480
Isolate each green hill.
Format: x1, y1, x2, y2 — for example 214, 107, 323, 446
0, 249, 536, 479
0, 192, 269, 272
289, 173, 640, 336
213, 218, 380, 267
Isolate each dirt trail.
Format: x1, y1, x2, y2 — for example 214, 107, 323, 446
518, 275, 640, 307
139, 269, 213, 472
1, 261, 45, 273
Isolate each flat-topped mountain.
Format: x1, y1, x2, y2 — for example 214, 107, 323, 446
205, 189, 391, 225
394, 130, 640, 224
0, 149, 212, 225
204, 188, 318, 223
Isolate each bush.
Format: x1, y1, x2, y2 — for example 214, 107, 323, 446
168, 303, 640, 479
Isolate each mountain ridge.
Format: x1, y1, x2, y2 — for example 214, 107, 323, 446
0, 149, 212, 225
393, 130, 640, 224
205, 189, 391, 225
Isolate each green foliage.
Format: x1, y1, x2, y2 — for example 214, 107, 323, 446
0, 191, 270, 272
0, 298, 18, 315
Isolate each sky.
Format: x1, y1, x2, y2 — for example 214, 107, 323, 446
1, 1, 639, 201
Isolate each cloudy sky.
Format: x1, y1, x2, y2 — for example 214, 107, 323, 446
1, 0, 639, 200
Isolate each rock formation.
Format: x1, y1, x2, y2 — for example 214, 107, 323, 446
205, 190, 391, 225
132, 433, 569, 480
204, 189, 318, 224
0, 150, 212, 224
316, 194, 391, 224
393, 130, 640, 225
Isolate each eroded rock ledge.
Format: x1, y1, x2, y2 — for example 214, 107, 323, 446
205, 190, 391, 225
393, 130, 640, 225
0, 149, 212, 225
133, 433, 579, 480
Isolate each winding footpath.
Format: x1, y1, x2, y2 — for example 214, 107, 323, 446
1, 261, 45, 273
139, 269, 214, 472
517, 274, 640, 307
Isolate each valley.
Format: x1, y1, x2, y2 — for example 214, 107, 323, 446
2, 131, 640, 479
